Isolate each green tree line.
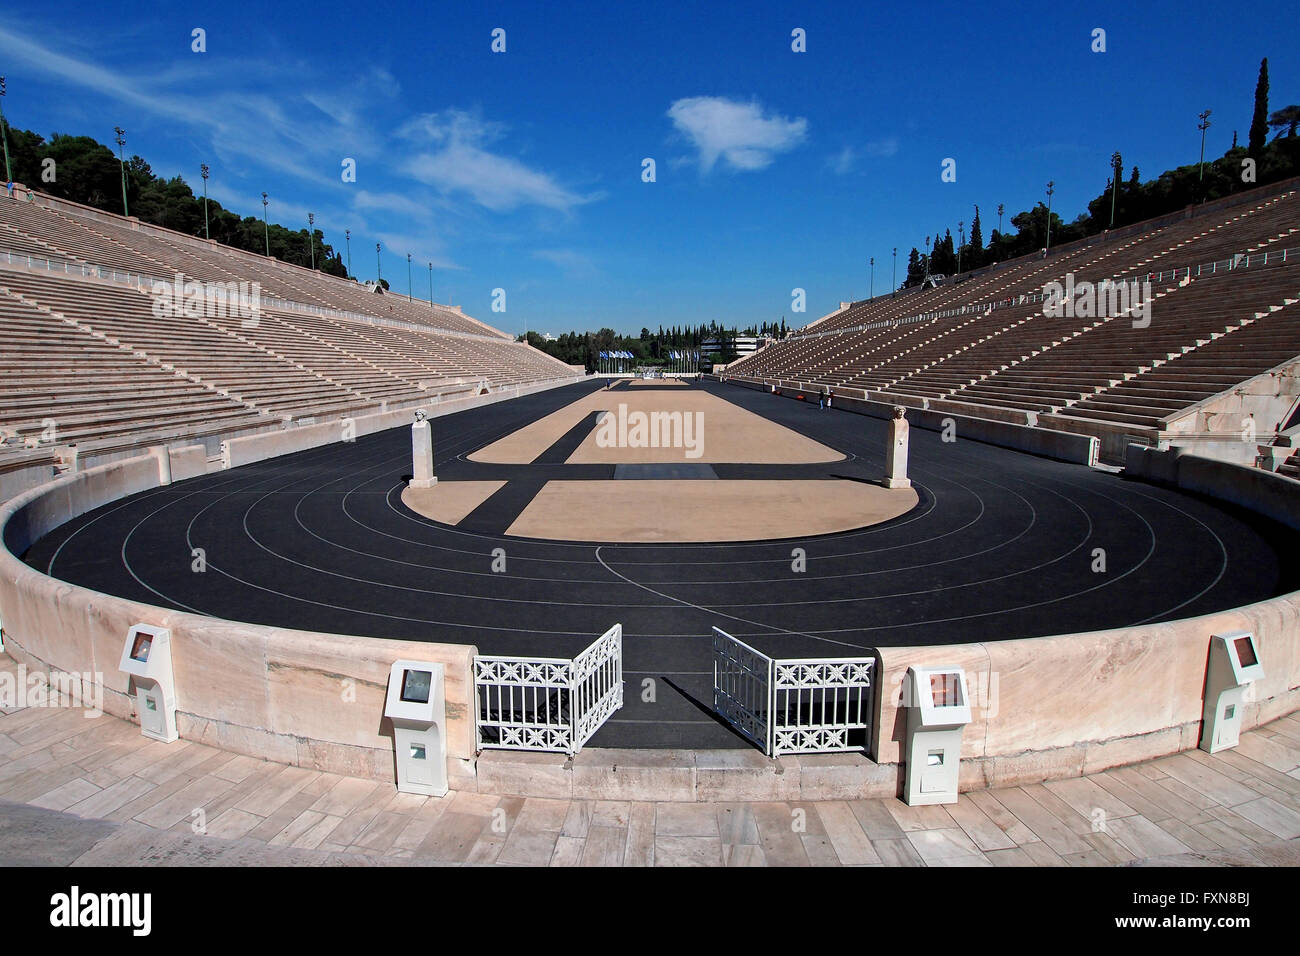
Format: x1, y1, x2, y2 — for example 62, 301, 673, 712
520, 319, 789, 372
3, 126, 348, 277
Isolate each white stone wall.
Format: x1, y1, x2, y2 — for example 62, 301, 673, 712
3, 386, 1299, 794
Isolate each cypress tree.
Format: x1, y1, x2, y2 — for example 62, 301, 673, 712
1249, 57, 1269, 155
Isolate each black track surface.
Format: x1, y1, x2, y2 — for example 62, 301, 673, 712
20, 379, 1300, 748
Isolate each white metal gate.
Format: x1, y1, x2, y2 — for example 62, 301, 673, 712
712, 628, 775, 752
474, 624, 623, 754
711, 627, 875, 757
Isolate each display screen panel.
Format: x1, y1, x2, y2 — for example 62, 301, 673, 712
1233, 637, 1257, 668
930, 673, 963, 707
401, 669, 432, 704
130, 632, 153, 662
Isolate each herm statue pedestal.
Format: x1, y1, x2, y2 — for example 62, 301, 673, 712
884, 405, 911, 489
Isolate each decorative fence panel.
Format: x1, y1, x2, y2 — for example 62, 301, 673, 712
571, 624, 624, 751
711, 627, 774, 754
712, 627, 875, 757
474, 624, 622, 755
770, 658, 875, 755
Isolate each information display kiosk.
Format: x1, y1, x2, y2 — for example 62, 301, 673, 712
384, 660, 448, 796
903, 665, 972, 806
118, 624, 178, 742
1200, 631, 1264, 754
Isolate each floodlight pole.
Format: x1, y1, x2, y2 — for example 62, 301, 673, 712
261, 192, 270, 256
892, 247, 897, 296
407, 253, 412, 301
345, 229, 352, 278
114, 126, 129, 216
1044, 181, 1055, 255
427, 262, 433, 306
0, 77, 11, 185
1109, 151, 1121, 228
1197, 109, 1212, 191
957, 220, 964, 276
996, 203, 1005, 261
200, 164, 210, 239
376, 242, 382, 285
869, 256, 874, 299
308, 213, 315, 270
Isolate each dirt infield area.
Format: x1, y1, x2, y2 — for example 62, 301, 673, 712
404, 384, 915, 542
470, 386, 845, 465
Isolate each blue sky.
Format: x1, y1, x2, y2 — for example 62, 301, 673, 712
2, 0, 1294, 336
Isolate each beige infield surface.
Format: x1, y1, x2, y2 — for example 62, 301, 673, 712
470, 388, 843, 465
402, 481, 504, 525
411, 385, 915, 542
506, 479, 918, 542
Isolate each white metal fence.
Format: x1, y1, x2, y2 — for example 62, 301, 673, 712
712, 627, 875, 757
712, 628, 773, 751
474, 624, 623, 754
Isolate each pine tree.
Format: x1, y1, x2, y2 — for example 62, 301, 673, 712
1249, 57, 1269, 155
969, 205, 983, 266
1270, 106, 1300, 138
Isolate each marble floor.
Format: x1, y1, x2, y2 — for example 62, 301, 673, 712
2, 654, 1298, 867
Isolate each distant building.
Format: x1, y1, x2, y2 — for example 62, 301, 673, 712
702, 335, 766, 358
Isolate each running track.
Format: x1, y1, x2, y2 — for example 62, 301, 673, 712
20, 379, 1299, 747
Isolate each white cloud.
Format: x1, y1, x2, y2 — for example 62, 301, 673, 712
205, 182, 311, 230
0, 26, 380, 185
827, 146, 856, 175
667, 96, 808, 173
353, 189, 423, 215
532, 248, 596, 279
197, 182, 460, 271
400, 110, 597, 213
826, 138, 900, 175
0, 24, 588, 273
374, 230, 462, 273
864, 137, 900, 158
